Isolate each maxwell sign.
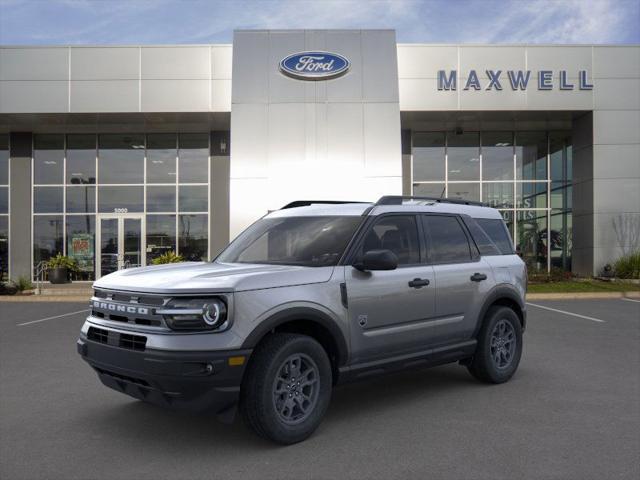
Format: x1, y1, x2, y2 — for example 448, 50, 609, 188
437, 69, 594, 91
280, 52, 350, 80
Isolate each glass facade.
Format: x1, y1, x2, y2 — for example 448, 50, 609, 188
0, 134, 8, 279
412, 131, 573, 272
32, 133, 210, 280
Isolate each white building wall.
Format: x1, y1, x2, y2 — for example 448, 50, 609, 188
0, 45, 232, 113
229, 30, 402, 237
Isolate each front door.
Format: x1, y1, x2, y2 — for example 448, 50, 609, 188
345, 215, 436, 363
97, 215, 144, 278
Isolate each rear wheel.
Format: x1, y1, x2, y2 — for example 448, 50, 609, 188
467, 306, 523, 384
240, 333, 332, 444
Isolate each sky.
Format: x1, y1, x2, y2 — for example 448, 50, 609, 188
0, 0, 638, 45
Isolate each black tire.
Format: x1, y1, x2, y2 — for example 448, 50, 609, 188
467, 306, 523, 384
240, 333, 332, 444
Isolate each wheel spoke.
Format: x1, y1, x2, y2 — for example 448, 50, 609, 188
272, 352, 321, 425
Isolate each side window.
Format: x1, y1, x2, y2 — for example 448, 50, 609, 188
462, 217, 501, 256
423, 215, 472, 264
476, 218, 514, 254
359, 215, 420, 265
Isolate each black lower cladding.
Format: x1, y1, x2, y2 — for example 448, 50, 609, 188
77, 335, 251, 414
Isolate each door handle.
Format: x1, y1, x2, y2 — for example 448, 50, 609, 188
470, 272, 487, 282
408, 278, 430, 288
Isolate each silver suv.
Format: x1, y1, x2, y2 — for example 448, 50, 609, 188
77, 196, 526, 444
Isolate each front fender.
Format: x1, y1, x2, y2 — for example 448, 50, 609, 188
241, 304, 349, 367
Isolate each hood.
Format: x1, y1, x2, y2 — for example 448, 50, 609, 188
93, 262, 335, 294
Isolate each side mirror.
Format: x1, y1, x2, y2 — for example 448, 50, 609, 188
353, 249, 398, 272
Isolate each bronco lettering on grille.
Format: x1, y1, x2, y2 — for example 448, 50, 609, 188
92, 301, 149, 315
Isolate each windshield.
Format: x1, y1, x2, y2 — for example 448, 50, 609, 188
217, 216, 362, 267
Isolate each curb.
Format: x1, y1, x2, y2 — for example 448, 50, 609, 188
0, 295, 90, 302
526, 291, 640, 300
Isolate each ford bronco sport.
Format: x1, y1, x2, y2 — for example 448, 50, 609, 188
78, 196, 526, 444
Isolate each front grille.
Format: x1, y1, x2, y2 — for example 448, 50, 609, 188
86, 326, 147, 352
119, 333, 147, 351
91, 290, 168, 329
95, 289, 164, 306
87, 326, 108, 344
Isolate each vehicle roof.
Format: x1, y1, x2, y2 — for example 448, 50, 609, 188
266, 201, 504, 220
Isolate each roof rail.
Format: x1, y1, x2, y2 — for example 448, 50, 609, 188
281, 200, 368, 210
374, 195, 486, 207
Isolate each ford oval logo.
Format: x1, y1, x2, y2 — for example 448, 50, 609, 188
279, 51, 350, 81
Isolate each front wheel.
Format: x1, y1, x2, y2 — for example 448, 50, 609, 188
240, 333, 332, 444
467, 306, 523, 384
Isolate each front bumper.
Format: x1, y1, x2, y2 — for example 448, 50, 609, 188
77, 335, 251, 416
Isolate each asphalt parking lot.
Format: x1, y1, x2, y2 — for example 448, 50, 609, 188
1, 298, 638, 480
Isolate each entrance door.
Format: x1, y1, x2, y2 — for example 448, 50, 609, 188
98, 215, 145, 278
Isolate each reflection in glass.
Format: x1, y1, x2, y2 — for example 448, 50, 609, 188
100, 218, 118, 276
0, 134, 8, 185
500, 210, 515, 245
34, 186, 63, 213
550, 182, 571, 210
178, 133, 209, 183
516, 132, 547, 181
550, 132, 572, 182
66, 215, 95, 280
483, 182, 514, 208
179, 185, 208, 212
0, 187, 7, 214
66, 186, 96, 213
517, 182, 547, 209
123, 218, 142, 268
33, 215, 64, 274
147, 134, 177, 184
146, 215, 176, 263
179, 214, 208, 261
482, 132, 514, 181
413, 183, 446, 198
147, 185, 176, 212
34, 135, 64, 185
447, 183, 480, 202
413, 133, 445, 181
98, 134, 144, 184
66, 134, 96, 184
550, 209, 572, 271
517, 210, 548, 272
0, 216, 7, 279
98, 186, 143, 213
448, 132, 479, 181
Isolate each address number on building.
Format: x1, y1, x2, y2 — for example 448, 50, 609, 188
114, 208, 128, 213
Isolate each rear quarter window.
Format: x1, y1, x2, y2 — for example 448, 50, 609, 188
475, 218, 515, 255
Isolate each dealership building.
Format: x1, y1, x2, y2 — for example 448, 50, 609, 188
0, 30, 638, 281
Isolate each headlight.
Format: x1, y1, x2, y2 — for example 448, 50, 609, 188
158, 298, 229, 331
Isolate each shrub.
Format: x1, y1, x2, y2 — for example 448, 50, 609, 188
47, 253, 79, 272
613, 251, 640, 279
151, 251, 184, 265
13, 276, 34, 292
527, 266, 572, 283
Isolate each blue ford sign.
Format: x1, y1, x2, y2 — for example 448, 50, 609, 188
279, 51, 350, 80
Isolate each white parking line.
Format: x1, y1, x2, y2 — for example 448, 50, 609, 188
526, 302, 605, 323
17, 309, 89, 327
621, 298, 640, 304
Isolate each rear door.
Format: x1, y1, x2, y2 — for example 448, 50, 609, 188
345, 214, 436, 363
422, 214, 494, 345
